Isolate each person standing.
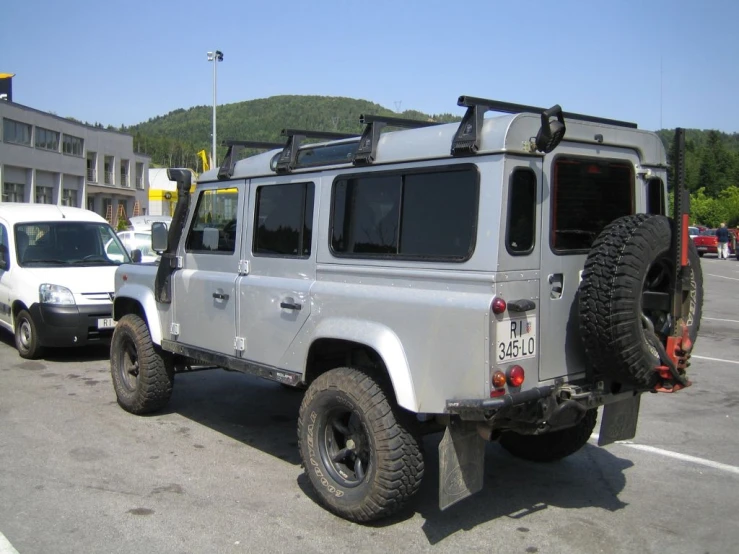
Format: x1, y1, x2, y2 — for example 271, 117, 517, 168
716, 222, 730, 259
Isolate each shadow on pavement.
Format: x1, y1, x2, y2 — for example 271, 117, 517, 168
0, 328, 111, 363
169, 369, 634, 542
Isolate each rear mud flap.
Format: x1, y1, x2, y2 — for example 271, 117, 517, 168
438, 419, 486, 511
598, 394, 641, 446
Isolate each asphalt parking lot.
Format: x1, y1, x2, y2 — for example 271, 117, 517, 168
1, 256, 738, 554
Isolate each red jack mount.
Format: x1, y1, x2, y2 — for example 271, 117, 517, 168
654, 322, 692, 393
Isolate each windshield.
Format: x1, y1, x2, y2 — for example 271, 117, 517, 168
699, 229, 716, 236
15, 221, 132, 267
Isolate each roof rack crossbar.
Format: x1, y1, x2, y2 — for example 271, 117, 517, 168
458, 95, 637, 129
275, 129, 359, 174
354, 115, 441, 165
218, 140, 286, 180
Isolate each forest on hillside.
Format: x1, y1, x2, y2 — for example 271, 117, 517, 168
114, 95, 739, 227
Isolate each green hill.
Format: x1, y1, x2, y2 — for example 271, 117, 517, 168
126, 95, 459, 171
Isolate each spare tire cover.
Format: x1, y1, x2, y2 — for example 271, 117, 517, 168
578, 214, 703, 388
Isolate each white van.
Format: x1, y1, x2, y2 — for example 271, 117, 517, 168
0, 204, 131, 358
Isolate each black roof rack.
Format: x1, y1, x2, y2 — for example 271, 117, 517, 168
217, 139, 286, 180
353, 114, 440, 165
275, 129, 359, 174
451, 95, 637, 156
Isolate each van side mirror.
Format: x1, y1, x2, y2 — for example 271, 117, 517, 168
131, 249, 143, 263
151, 222, 169, 252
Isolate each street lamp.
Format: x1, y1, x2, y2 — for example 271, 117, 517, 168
207, 50, 224, 169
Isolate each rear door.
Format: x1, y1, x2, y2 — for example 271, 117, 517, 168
236, 178, 315, 369
172, 182, 245, 354
538, 147, 640, 382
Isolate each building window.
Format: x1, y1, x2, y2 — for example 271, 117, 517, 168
62, 189, 78, 207
121, 159, 130, 187
35, 186, 54, 204
62, 134, 84, 156
331, 167, 478, 261
253, 183, 314, 258
104, 156, 114, 185
35, 127, 60, 151
87, 152, 97, 182
135, 162, 144, 189
2, 182, 25, 202
3, 119, 32, 146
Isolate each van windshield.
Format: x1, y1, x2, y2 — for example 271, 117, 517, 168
15, 221, 131, 267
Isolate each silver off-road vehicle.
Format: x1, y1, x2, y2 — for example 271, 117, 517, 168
109, 96, 702, 522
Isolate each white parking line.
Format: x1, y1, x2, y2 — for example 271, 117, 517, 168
591, 434, 739, 476
691, 355, 739, 365
0, 532, 19, 554
706, 273, 739, 281
703, 317, 739, 324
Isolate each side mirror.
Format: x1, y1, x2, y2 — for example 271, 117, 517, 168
151, 222, 169, 252
130, 249, 143, 263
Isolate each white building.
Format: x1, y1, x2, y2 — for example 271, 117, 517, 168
0, 100, 151, 226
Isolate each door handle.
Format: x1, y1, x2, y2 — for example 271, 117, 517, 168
212, 292, 229, 301
280, 298, 302, 311
548, 273, 563, 299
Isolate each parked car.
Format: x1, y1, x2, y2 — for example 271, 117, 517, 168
692, 228, 735, 257
688, 226, 700, 239
114, 230, 159, 263
126, 215, 171, 232
0, 204, 131, 358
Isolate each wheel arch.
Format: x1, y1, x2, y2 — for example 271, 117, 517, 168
305, 319, 417, 412
113, 284, 163, 345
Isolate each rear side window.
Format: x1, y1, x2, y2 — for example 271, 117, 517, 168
331, 167, 478, 261
253, 182, 314, 257
552, 157, 633, 252
506, 169, 537, 254
647, 178, 665, 215
185, 187, 240, 253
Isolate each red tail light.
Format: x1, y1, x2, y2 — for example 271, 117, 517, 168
507, 365, 525, 387
492, 297, 507, 315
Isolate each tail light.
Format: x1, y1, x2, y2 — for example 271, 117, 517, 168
491, 370, 506, 397
492, 297, 507, 315
507, 365, 525, 387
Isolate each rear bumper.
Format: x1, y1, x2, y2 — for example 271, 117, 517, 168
446, 386, 554, 412
28, 303, 114, 347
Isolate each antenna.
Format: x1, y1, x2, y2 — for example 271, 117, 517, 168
660, 55, 664, 130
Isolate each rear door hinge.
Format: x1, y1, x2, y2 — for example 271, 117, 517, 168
170, 322, 180, 337
238, 259, 250, 275
169, 255, 183, 269
234, 337, 246, 352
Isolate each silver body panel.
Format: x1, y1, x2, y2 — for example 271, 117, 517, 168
114, 115, 668, 415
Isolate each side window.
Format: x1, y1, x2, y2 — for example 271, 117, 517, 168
0, 224, 9, 269
331, 167, 478, 261
185, 188, 240, 253
505, 169, 537, 254
253, 182, 314, 257
647, 178, 665, 215
551, 157, 633, 252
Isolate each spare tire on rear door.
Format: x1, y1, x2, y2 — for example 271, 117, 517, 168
578, 214, 703, 389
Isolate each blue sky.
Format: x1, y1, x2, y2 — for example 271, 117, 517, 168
2, 0, 738, 132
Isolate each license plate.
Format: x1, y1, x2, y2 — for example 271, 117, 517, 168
495, 316, 536, 363
697, 246, 707, 251
97, 318, 116, 329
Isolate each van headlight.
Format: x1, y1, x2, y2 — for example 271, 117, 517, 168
39, 284, 76, 305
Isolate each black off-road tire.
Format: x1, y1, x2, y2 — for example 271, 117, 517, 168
15, 309, 43, 360
297, 367, 424, 523
110, 314, 174, 414
579, 214, 703, 388
499, 409, 597, 462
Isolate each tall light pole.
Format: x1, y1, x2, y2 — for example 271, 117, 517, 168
207, 50, 224, 169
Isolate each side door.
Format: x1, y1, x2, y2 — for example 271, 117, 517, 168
172, 182, 246, 355
237, 178, 315, 369
538, 146, 640, 382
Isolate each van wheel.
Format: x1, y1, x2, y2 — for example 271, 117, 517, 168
15, 309, 43, 359
579, 214, 703, 388
297, 367, 424, 522
110, 314, 174, 414
499, 409, 597, 462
